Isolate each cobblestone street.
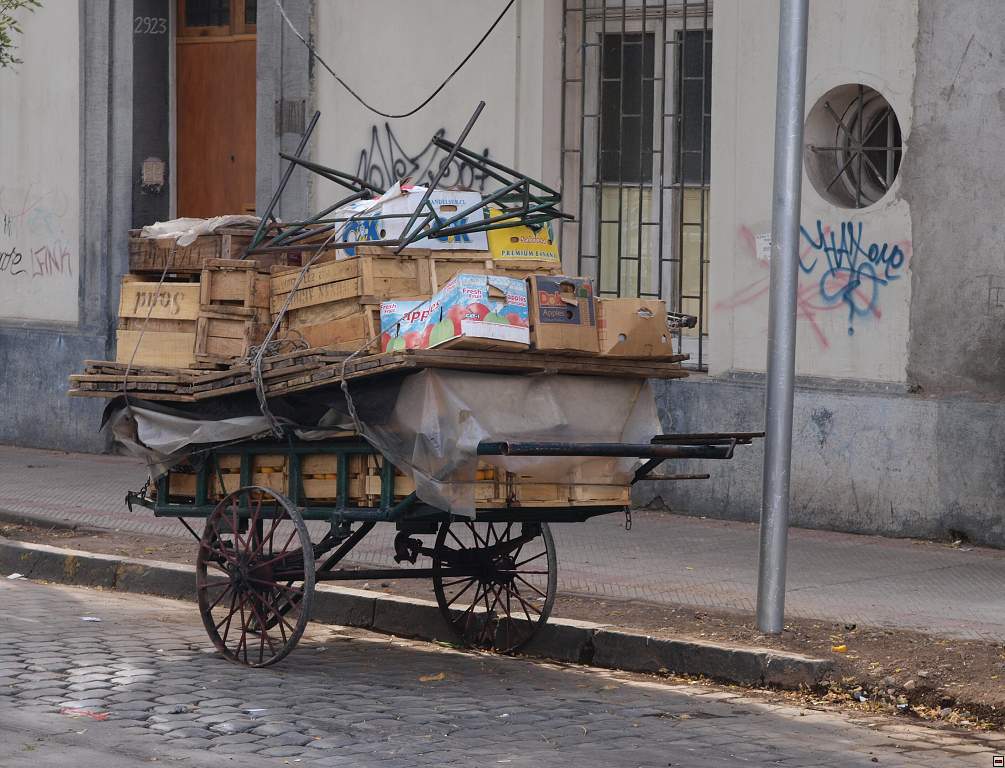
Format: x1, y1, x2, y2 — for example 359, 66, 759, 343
0, 579, 999, 767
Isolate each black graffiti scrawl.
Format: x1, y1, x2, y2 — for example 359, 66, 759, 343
356, 123, 492, 193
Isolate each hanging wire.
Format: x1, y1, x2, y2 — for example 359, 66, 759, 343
273, 0, 515, 119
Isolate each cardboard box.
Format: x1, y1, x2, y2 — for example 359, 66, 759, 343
380, 273, 529, 352
527, 275, 598, 353
597, 298, 674, 358
486, 206, 561, 268
337, 187, 489, 256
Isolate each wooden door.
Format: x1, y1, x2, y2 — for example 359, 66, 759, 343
176, 0, 257, 217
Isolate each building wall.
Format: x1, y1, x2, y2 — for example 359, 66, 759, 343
646, 0, 1005, 547
904, 1, 1005, 397
0, 1, 81, 323
709, 0, 917, 382
310, 0, 562, 209
0, 1, 132, 452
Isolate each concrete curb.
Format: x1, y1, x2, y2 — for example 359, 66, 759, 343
0, 538, 832, 689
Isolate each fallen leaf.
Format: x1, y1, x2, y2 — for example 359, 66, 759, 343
419, 672, 446, 682
832, 644, 848, 653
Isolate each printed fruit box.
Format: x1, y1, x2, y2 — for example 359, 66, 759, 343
380, 273, 529, 352
485, 205, 561, 267
338, 186, 489, 256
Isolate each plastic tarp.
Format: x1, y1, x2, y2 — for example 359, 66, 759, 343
105, 370, 660, 516
139, 215, 262, 247
354, 370, 659, 515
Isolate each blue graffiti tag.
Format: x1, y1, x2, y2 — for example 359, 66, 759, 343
799, 220, 907, 335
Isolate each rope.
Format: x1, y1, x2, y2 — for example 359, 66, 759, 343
251, 197, 388, 436
274, 0, 516, 119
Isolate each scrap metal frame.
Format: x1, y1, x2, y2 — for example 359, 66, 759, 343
245, 105, 572, 259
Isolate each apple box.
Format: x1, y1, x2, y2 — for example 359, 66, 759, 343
380, 273, 530, 352
339, 187, 489, 257
527, 275, 599, 353
597, 298, 676, 357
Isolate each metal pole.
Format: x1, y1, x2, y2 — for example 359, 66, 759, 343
756, 0, 809, 634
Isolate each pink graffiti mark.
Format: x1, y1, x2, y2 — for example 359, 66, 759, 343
716, 225, 911, 349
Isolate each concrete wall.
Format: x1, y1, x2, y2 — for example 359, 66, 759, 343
642, 375, 1005, 547
709, 0, 917, 383
310, 0, 562, 209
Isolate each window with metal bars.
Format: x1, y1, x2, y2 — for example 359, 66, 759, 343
560, 2, 712, 369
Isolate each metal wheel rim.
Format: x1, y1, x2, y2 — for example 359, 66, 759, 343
195, 485, 315, 667
431, 520, 557, 654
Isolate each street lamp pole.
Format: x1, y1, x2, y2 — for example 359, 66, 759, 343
756, 0, 810, 634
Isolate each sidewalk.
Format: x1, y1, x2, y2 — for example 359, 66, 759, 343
2, 444, 1002, 642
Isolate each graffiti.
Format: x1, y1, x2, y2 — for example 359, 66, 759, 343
356, 123, 492, 193
798, 220, 908, 336
716, 222, 912, 349
30, 244, 72, 279
0, 184, 75, 284
0, 247, 25, 276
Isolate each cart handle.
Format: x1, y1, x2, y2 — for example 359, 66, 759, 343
476, 441, 737, 460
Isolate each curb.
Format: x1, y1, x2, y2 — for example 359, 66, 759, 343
0, 538, 831, 689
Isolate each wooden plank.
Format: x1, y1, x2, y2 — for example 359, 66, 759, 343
283, 298, 375, 326
119, 282, 202, 321
118, 317, 198, 334
201, 267, 270, 308
271, 276, 417, 314
115, 330, 197, 368
270, 256, 420, 296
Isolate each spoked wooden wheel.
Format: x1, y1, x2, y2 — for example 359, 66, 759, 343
196, 486, 315, 667
432, 520, 557, 653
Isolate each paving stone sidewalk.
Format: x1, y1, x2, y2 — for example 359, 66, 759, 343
2, 444, 1003, 641
1, 578, 1000, 767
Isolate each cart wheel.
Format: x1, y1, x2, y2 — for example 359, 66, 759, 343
196, 486, 315, 667
432, 521, 557, 653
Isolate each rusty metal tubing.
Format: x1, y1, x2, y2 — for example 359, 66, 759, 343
476, 441, 737, 460
277, 152, 385, 195
394, 101, 485, 254
432, 136, 563, 200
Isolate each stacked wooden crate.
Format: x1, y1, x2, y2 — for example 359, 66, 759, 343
117, 277, 202, 368
118, 228, 288, 369
195, 260, 271, 364
163, 453, 626, 508
270, 246, 561, 353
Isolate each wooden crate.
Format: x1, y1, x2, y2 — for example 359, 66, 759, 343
299, 453, 366, 502
119, 280, 202, 322
200, 259, 271, 314
270, 257, 422, 314
129, 228, 268, 274
283, 306, 382, 352
116, 329, 197, 368
195, 309, 270, 364
211, 454, 288, 497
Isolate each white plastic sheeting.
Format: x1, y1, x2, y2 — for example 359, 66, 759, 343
139, 215, 261, 247
105, 370, 661, 515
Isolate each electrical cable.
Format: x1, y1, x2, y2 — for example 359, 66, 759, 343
273, 0, 516, 119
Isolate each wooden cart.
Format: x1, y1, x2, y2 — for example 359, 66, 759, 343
127, 432, 760, 667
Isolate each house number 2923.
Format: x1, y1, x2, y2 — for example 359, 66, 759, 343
134, 16, 168, 34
